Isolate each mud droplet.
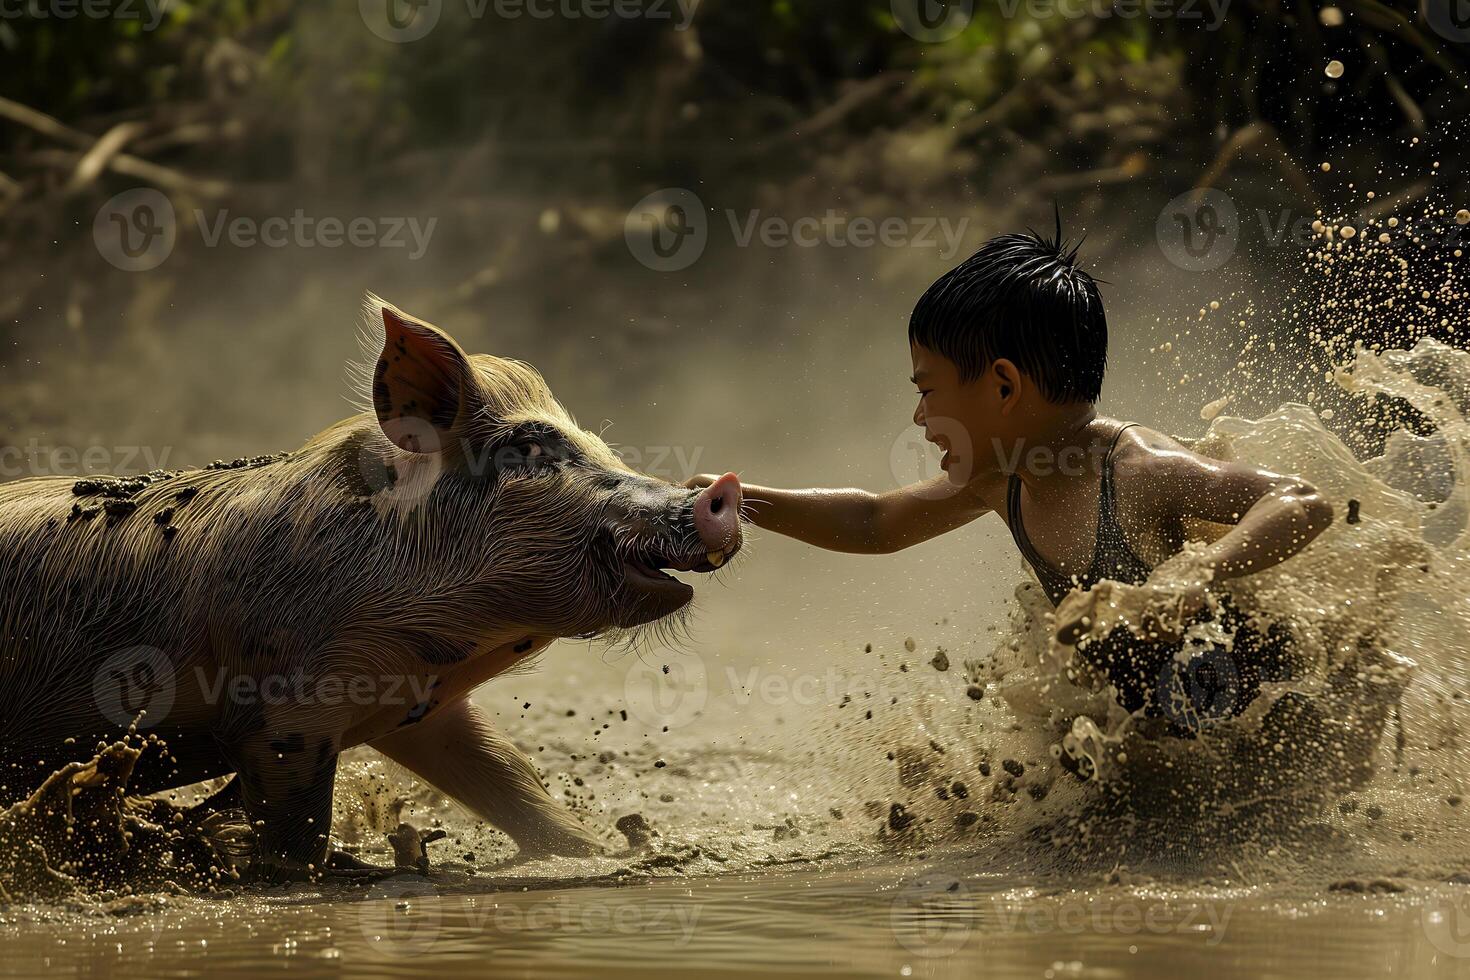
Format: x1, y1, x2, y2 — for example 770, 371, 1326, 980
887, 803, 914, 832
615, 813, 655, 849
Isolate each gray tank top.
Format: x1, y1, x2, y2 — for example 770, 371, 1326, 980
1005, 423, 1154, 606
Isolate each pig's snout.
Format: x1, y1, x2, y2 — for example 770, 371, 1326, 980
693, 472, 742, 565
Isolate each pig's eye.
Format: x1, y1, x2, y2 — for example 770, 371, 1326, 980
504, 439, 552, 469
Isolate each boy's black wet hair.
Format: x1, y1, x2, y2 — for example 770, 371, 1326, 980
908, 214, 1105, 403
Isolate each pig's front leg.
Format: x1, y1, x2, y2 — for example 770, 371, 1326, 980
371, 699, 604, 859
222, 726, 342, 882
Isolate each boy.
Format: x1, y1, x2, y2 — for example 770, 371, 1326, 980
690, 225, 1334, 726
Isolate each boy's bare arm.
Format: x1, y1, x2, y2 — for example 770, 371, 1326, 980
1139, 434, 1335, 581
685, 475, 994, 554
1056, 434, 1334, 646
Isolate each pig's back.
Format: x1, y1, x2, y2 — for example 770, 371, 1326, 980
0, 474, 212, 754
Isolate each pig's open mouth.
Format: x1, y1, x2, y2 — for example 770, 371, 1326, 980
617, 541, 736, 622
607, 473, 744, 629
623, 545, 729, 587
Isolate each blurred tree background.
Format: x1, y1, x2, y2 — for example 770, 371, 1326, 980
1, 0, 1467, 449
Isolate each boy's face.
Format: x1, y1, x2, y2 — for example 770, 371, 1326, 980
910, 342, 1016, 483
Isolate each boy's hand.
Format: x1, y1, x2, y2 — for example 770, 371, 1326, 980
684, 474, 717, 491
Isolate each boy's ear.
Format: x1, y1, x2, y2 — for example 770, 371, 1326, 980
992, 358, 1022, 409
372, 297, 478, 455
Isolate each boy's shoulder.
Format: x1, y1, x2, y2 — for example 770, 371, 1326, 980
1111, 421, 1192, 460
1108, 422, 1205, 511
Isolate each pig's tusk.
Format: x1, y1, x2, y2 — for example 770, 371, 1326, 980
706, 549, 725, 568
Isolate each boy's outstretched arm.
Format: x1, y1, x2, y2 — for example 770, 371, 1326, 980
685, 474, 994, 554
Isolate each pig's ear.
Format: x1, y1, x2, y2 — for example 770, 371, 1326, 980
372, 298, 477, 455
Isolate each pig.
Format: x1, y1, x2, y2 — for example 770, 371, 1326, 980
0, 296, 744, 881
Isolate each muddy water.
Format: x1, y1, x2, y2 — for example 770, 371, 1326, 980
3, 862, 1465, 978
4, 625, 1470, 979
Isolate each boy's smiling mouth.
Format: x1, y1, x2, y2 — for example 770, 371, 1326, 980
928, 433, 953, 470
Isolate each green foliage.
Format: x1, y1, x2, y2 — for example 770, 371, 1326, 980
0, 0, 1463, 181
